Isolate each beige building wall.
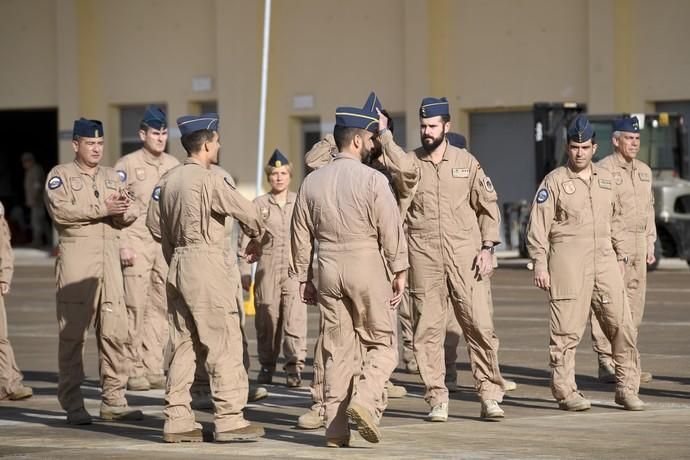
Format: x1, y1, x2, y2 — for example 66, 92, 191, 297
1, 0, 689, 196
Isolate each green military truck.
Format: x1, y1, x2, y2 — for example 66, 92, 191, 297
518, 102, 690, 269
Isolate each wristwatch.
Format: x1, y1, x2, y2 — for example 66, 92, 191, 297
481, 244, 495, 254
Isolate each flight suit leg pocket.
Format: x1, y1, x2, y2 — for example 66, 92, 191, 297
99, 298, 129, 343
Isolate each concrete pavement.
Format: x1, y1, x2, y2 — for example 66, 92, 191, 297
0, 258, 688, 459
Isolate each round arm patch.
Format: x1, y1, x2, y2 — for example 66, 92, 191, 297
535, 188, 549, 204
48, 176, 63, 190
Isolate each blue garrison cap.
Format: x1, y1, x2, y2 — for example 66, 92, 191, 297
446, 132, 467, 149
73, 118, 104, 138
363, 92, 383, 113
612, 116, 640, 133
176, 113, 219, 137
335, 106, 379, 133
419, 97, 449, 118
142, 105, 167, 130
567, 114, 595, 143
268, 149, 289, 167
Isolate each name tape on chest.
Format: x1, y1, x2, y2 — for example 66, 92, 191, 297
638, 172, 650, 181
598, 179, 611, 190
105, 180, 117, 190
452, 168, 470, 178
48, 176, 63, 190
536, 188, 549, 204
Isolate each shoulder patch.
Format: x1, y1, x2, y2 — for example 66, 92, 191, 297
117, 170, 127, 182
48, 176, 63, 190
224, 176, 236, 189
536, 188, 549, 204
152, 186, 161, 202
483, 176, 495, 193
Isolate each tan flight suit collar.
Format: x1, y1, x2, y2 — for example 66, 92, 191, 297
612, 151, 636, 170
73, 160, 101, 177
333, 152, 361, 162
140, 148, 163, 167
565, 163, 597, 180
267, 191, 294, 206
183, 157, 207, 168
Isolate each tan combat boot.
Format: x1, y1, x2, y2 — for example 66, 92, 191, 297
66, 407, 92, 425
558, 392, 591, 411
100, 403, 144, 421
214, 423, 265, 442
346, 402, 381, 443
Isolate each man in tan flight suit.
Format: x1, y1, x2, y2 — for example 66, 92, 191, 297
0, 202, 33, 401
145, 166, 268, 409
527, 114, 644, 411
45, 118, 143, 425
239, 149, 307, 387
380, 97, 507, 422
291, 104, 408, 447
115, 106, 180, 391
155, 113, 265, 443
591, 116, 656, 384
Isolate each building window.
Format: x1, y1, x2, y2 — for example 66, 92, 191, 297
119, 104, 167, 155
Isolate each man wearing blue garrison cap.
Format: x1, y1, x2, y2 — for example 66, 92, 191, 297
527, 114, 645, 412
114, 106, 179, 392
291, 103, 408, 447
591, 116, 656, 385
377, 97, 509, 422
154, 113, 267, 442
45, 118, 143, 425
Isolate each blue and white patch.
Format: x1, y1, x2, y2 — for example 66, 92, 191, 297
117, 170, 127, 182
535, 188, 549, 204
152, 186, 161, 202
48, 176, 63, 190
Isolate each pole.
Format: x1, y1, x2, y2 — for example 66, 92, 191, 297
255, 0, 272, 197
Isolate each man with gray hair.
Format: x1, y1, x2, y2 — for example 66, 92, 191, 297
591, 116, 656, 384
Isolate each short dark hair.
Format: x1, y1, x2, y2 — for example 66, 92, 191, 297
181, 129, 215, 155
333, 125, 366, 151
139, 121, 167, 132
441, 114, 451, 124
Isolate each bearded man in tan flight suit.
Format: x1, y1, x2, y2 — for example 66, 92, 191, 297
115, 106, 179, 391
527, 114, 644, 411
591, 116, 656, 384
155, 113, 265, 443
291, 104, 408, 447
45, 118, 143, 425
239, 149, 307, 388
379, 97, 507, 422
0, 202, 33, 401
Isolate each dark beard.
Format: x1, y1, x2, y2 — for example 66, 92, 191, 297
422, 134, 444, 153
